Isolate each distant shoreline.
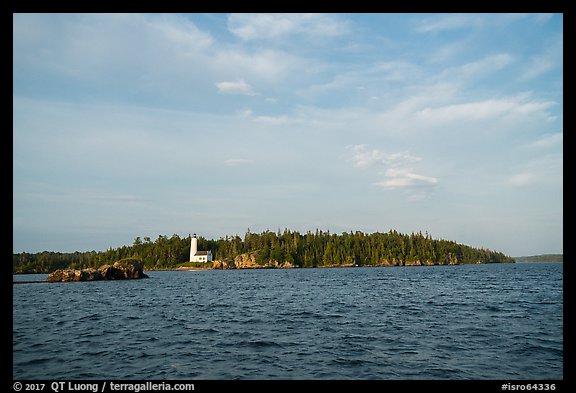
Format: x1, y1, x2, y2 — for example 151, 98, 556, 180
513, 254, 563, 263
514, 260, 562, 263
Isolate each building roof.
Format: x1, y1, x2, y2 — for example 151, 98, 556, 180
194, 251, 211, 256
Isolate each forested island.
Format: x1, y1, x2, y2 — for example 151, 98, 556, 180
514, 254, 563, 263
13, 229, 514, 273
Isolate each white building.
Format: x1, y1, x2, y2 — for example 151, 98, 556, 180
189, 234, 212, 263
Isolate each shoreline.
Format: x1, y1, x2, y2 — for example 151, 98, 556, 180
157, 263, 370, 271
146, 261, 505, 271
14, 260, 524, 277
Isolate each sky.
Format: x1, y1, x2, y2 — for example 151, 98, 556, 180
13, 13, 563, 256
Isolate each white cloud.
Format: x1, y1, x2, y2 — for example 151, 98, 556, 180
235, 107, 292, 125
13, 14, 214, 79
146, 14, 214, 50
375, 169, 439, 189
416, 96, 556, 124
227, 13, 349, 40
351, 144, 384, 168
351, 145, 421, 168
216, 79, 257, 96
298, 61, 424, 104
417, 14, 483, 33
14, 14, 305, 103
416, 13, 551, 34
213, 49, 304, 82
351, 145, 438, 193
13, 13, 563, 255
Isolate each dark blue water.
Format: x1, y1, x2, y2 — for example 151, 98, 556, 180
13, 263, 563, 380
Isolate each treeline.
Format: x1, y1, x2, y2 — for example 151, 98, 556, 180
514, 254, 563, 262
13, 229, 514, 273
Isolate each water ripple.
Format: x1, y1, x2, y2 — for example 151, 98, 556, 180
13, 264, 563, 380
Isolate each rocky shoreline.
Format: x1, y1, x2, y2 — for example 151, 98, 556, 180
173, 250, 466, 270
46, 259, 148, 282
13, 255, 494, 284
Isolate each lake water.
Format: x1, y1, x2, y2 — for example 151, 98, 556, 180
13, 263, 563, 380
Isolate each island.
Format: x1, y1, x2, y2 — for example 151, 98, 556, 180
513, 254, 563, 263
13, 229, 515, 275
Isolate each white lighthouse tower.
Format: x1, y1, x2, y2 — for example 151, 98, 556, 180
190, 234, 198, 261
189, 233, 212, 263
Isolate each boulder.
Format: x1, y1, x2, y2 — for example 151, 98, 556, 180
98, 264, 125, 280
213, 260, 236, 269
46, 269, 77, 282
114, 259, 145, 279
80, 268, 102, 281
47, 259, 148, 282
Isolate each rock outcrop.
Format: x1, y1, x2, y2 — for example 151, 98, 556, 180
47, 259, 148, 282
234, 252, 258, 268
212, 252, 295, 269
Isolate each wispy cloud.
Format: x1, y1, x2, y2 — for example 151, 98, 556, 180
520, 56, 555, 80
227, 13, 349, 41
524, 132, 563, 150
351, 145, 438, 193
352, 145, 421, 168
12, 13, 563, 255
417, 14, 483, 33
443, 53, 514, 80
416, 96, 556, 124
236, 107, 293, 125
416, 13, 551, 34
216, 79, 258, 96
519, 37, 562, 81
375, 169, 439, 190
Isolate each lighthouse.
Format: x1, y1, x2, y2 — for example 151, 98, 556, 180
189, 233, 212, 263
190, 234, 198, 261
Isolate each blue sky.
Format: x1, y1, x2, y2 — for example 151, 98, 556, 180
13, 13, 563, 256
